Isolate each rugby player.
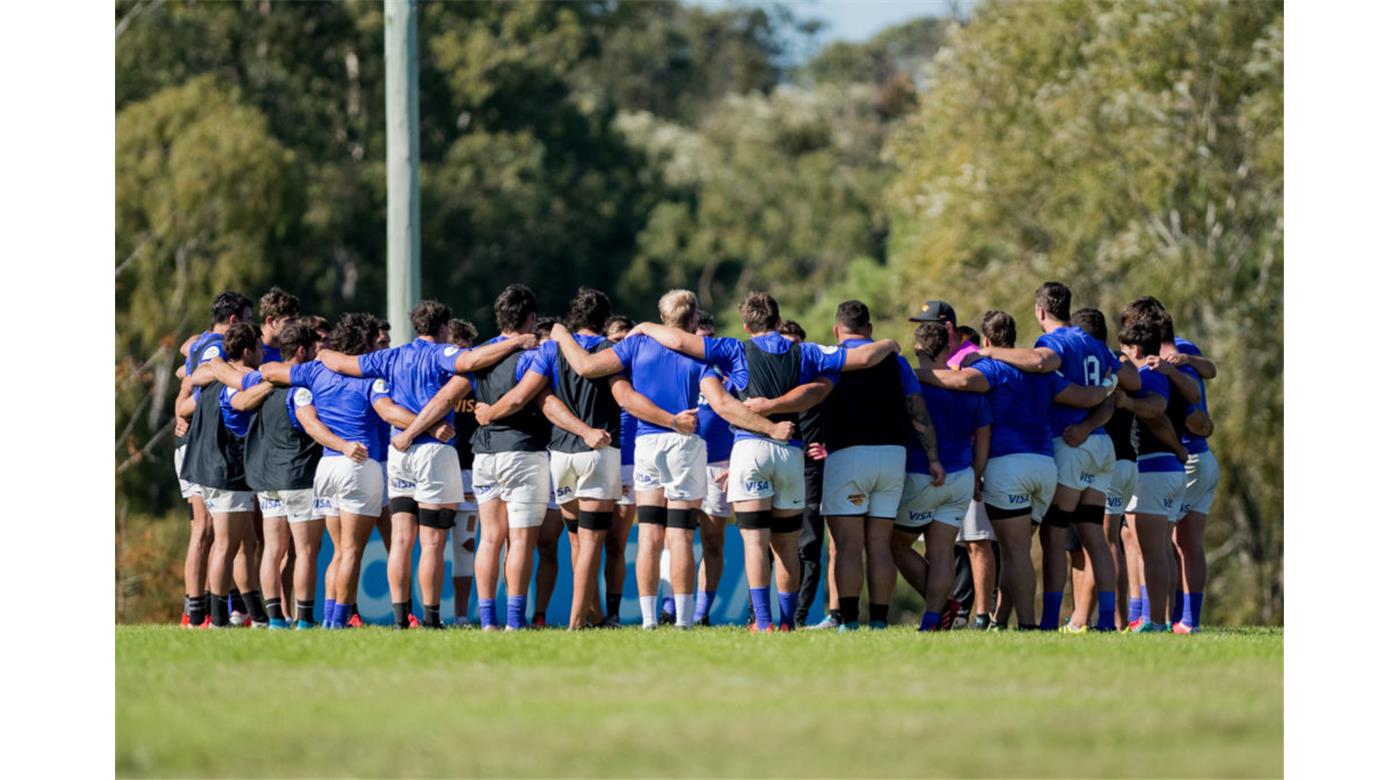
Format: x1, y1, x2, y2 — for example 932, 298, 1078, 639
178, 322, 268, 627
173, 291, 252, 627
975, 283, 1138, 631
447, 319, 481, 626
634, 293, 897, 631
818, 300, 940, 631
893, 322, 991, 631
921, 311, 1110, 630
692, 309, 733, 626
550, 289, 796, 629
777, 320, 832, 628
531, 317, 568, 628
320, 301, 523, 629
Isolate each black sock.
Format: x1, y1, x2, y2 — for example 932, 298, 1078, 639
296, 600, 315, 624
265, 598, 285, 621
242, 590, 269, 623
1018, 622, 1039, 631
230, 588, 247, 614
187, 595, 207, 626
607, 593, 622, 620
533, 611, 545, 623
838, 597, 860, 623
424, 603, 442, 628
975, 613, 991, 629
203, 591, 213, 616
392, 602, 412, 628
829, 608, 842, 624
211, 593, 230, 626
870, 603, 889, 623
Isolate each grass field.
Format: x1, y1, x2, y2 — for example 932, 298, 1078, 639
116, 625, 1282, 778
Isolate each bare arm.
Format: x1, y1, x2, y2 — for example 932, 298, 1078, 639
978, 346, 1060, 373
839, 340, 900, 371
632, 322, 707, 360
1146, 357, 1202, 405
916, 366, 990, 393
1115, 389, 1167, 420
1143, 414, 1188, 462
701, 376, 794, 441
392, 375, 472, 449
538, 391, 611, 449
372, 396, 420, 430
743, 379, 834, 416
1115, 359, 1141, 393
230, 380, 276, 412
208, 357, 249, 391
175, 384, 198, 418
608, 376, 696, 434
551, 323, 625, 379
475, 371, 550, 425
904, 392, 946, 485
1185, 408, 1214, 438
1166, 351, 1217, 379
316, 350, 363, 377
1062, 398, 1116, 445
453, 333, 536, 373
258, 361, 293, 386
972, 425, 990, 498
1053, 382, 1111, 409
295, 404, 368, 463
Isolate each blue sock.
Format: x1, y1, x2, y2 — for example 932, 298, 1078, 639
919, 610, 941, 631
331, 602, 351, 628
323, 599, 336, 628
1096, 592, 1116, 630
1039, 591, 1063, 630
1140, 586, 1150, 619
749, 587, 772, 630
661, 596, 675, 617
1171, 592, 1185, 624
1186, 592, 1204, 627
777, 591, 799, 627
506, 595, 527, 629
695, 590, 716, 623
479, 598, 497, 628
1127, 598, 1143, 622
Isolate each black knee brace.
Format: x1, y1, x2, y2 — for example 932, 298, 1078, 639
771, 513, 802, 534
666, 508, 697, 530
389, 496, 418, 516
578, 510, 613, 531
637, 505, 667, 526
1074, 504, 1106, 525
986, 504, 1030, 521
735, 510, 770, 530
416, 507, 455, 530
1042, 506, 1073, 529
563, 517, 580, 534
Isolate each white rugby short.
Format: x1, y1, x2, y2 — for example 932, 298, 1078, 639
727, 438, 805, 511
1126, 462, 1186, 521
702, 461, 731, 519
981, 452, 1057, 522
896, 468, 975, 530
957, 499, 996, 544
257, 489, 316, 523
549, 447, 623, 504
633, 432, 708, 502
1181, 450, 1220, 516
174, 445, 201, 500
453, 469, 480, 574
201, 486, 256, 514
387, 441, 465, 505
1103, 459, 1138, 517
380, 461, 390, 509
473, 450, 551, 528
820, 445, 906, 519
312, 456, 385, 519
1052, 434, 1115, 493
618, 464, 636, 507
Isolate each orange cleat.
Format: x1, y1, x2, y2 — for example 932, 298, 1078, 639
347, 613, 364, 628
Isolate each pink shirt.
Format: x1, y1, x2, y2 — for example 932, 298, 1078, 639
948, 340, 979, 369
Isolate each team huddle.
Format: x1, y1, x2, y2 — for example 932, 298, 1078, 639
172, 281, 1218, 634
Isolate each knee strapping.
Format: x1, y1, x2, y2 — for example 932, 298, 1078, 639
666, 508, 697, 530
735, 510, 770, 530
637, 505, 667, 526
1042, 506, 1073, 528
389, 496, 418, 516
578, 510, 613, 531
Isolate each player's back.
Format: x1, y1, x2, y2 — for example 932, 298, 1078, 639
913, 384, 991, 473
823, 339, 908, 452
976, 357, 1063, 458
613, 334, 705, 435
1038, 325, 1116, 432
290, 361, 377, 456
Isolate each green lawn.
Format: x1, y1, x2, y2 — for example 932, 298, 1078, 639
116, 625, 1282, 778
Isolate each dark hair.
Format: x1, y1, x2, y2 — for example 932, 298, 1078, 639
778, 320, 806, 341
375, 316, 391, 333
604, 315, 634, 335
1121, 296, 1166, 326
981, 310, 1016, 348
258, 287, 300, 322
280, 320, 320, 359
915, 321, 949, 359
565, 287, 611, 333
448, 319, 478, 346
224, 322, 260, 361
696, 309, 717, 333
1071, 308, 1108, 343
410, 300, 452, 337
835, 300, 872, 333
534, 316, 558, 342
211, 291, 253, 326
327, 313, 380, 356
1119, 320, 1162, 356
299, 314, 331, 337
957, 325, 980, 347
739, 292, 781, 332
1035, 281, 1072, 322
495, 284, 537, 332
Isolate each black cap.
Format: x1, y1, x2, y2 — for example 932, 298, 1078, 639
909, 300, 956, 325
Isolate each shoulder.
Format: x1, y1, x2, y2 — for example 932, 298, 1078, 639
1174, 337, 1203, 356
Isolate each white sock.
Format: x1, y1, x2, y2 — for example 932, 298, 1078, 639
674, 593, 695, 628
659, 549, 673, 599
640, 595, 658, 628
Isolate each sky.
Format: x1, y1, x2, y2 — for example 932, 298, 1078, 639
685, 1, 973, 45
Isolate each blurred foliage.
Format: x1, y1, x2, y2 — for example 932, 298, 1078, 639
115, 0, 1281, 622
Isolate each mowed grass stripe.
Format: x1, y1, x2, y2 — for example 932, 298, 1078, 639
117, 626, 1282, 778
